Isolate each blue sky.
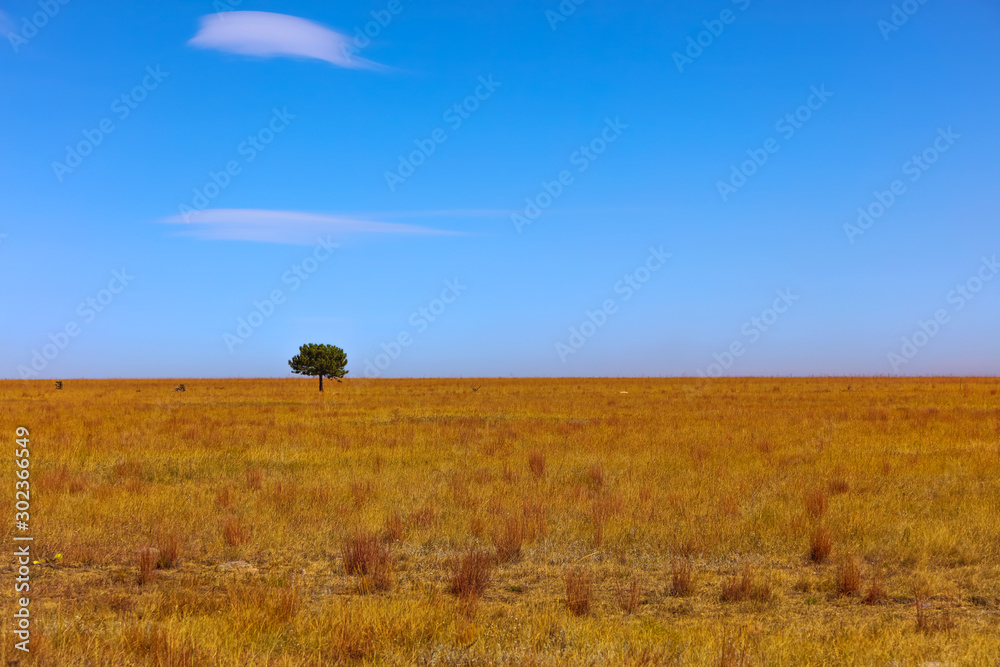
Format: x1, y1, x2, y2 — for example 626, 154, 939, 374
1, 0, 998, 379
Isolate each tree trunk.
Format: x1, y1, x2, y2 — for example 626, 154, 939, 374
319, 374, 324, 392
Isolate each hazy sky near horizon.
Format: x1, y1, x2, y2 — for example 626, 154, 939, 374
2, 0, 998, 379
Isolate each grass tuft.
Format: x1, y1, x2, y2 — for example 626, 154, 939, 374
342, 529, 392, 592
720, 565, 772, 603
491, 515, 525, 564
215, 485, 233, 509
586, 463, 605, 490
862, 566, 888, 605
915, 595, 956, 634
156, 529, 181, 569
835, 554, 861, 597
565, 567, 593, 616
671, 556, 695, 597
449, 548, 493, 601
615, 576, 641, 614
382, 510, 404, 542
244, 467, 264, 491
136, 546, 157, 585
809, 526, 832, 564
828, 477, 850, 495
351, 480, 374, 508
528, 449, 546, 478
222, 516, 250, 547
804, 487, 828, 520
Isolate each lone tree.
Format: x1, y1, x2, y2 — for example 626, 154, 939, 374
288, 343, 348, 391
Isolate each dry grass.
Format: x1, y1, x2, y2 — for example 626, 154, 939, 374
804, 487, 828, 520
156, 529, 181, 569
342, 530, 392, 592
214, 485, 233, 509
383, 510, 404, 542
491, 515, 525, 564
717, 628, 759, 667
720, 565, 772, 604
221, 516, 250, 547
828, 476, 850, 495
916, 602, 956, 635
3, 376, 1000, 665
244, 466, 264, 491
809, 526, 833, 564
565, 567, 593, 616
449, 547, 493, 601
863, 566, 888, 605
528, 449, 546, 478
615, 576, 641, 614
835, 554, 862, 597
586, 463, 606, 490
914, 582, 958, 635
671, 556, 694, 597
136, 546, 157, 585
350, 480, 374, 508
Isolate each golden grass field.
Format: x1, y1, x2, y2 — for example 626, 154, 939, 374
2, 377, 999, 666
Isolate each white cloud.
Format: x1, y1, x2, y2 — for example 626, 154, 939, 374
160, 208, 456, 244
187, 11, 381, 70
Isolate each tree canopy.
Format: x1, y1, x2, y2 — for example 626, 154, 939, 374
288, 343, 348, 391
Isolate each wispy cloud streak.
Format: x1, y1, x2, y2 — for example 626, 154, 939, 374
160, 208, 456, 244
